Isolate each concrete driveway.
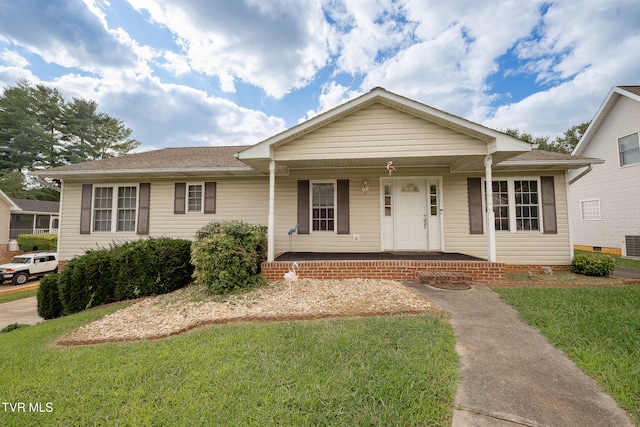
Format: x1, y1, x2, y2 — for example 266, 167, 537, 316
0, 297, 43, 329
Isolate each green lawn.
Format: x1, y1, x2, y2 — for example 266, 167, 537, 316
0, 306, 458, 426
0, 287, 38, 304
494, 286, 640, 425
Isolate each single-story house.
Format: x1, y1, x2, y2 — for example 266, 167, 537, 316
570, 85, 640, 256
0, 189, 59, 250
35, 88, 602, 283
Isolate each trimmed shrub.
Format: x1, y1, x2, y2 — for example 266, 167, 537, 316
191, 221, 267, 294
37, 273, 64, 320
16, 234, 57, 251
571, 253, 616, 277
112, 238, 194, 300
57, 237, 194, 316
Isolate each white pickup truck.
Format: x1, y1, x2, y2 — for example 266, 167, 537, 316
0, 251, 59, 285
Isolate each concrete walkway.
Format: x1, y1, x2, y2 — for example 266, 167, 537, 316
405, 283, 633, 427
0, 297, 43, 330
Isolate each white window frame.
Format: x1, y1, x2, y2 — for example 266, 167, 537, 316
482, 177, 543, 233
580, 199, 601, 221
618, 132, 640, 167
186, 182, 204, 214
91, 184, 139, 233
310, 180, 336, 233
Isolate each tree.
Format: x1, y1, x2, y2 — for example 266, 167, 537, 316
59, 97, 140, 161
0, 80, 62, 171
505, 121, 591, 154
553, 121, 590, 154
0, 80, 141, 199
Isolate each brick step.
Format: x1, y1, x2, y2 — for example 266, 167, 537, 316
416, 270, 473, 286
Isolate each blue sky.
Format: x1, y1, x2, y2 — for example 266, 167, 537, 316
1, 0, 639, 151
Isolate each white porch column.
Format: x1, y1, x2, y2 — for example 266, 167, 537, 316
484, 154, 497, 262
267, 160, 276, 262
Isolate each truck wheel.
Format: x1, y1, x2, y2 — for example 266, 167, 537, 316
12, 272, 29, 285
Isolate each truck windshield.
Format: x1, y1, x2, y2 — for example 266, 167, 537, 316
10, 257, 31, 264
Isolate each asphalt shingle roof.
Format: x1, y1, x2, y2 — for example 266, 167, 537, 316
44, 146, 251, 173
10, 198, 59, 213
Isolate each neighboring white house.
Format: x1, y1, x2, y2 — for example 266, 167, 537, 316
0, 190, 60, 251
36, 88, 602, 268
571, 85, 640, 256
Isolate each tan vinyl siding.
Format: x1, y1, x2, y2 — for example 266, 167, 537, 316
58, 169, 571, 265
444, 172, 571, 265
58, 178, 269, 260
274, 104, 486, 161
570, 96, 640, 251
0, 201, 10, 245
273, 169, 382, 254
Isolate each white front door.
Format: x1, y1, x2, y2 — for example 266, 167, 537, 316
395, 179, 428, 250
381, 177, 442, 251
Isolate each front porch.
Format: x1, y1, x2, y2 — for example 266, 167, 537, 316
261, 251, 506, 284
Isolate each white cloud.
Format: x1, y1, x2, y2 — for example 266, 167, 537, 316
484, 0, 640, 136
299, 81, 362, 122
0, 0, 136, 72
0, 49, 29, 68
127, 0, 332, 98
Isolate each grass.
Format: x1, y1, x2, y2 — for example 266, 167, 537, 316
575, 249, 640, 269
0, 287, 38, 304
505, 270, 626, 285
494, 286, 640, 425
0, 306, 458, 426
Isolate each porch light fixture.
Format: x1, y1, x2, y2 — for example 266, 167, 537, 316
362, 179, 369, 193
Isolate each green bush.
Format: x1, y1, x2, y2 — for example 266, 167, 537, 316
56, 238, 194, 316
37, 273, 64, 320
0, 323, 30, 333
16, 234, 57, 251
571, 253, 616, 277
191, 221, 267, 294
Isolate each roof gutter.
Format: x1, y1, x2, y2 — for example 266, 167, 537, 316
569, 164, 593, 185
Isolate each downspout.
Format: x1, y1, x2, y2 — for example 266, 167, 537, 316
565, 170, 575, 260
267, 159, 276, 262
485, 154, 497, 262
568, 164, 593, 185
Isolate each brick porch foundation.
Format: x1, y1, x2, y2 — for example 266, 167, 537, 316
261, 260, 506, 284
